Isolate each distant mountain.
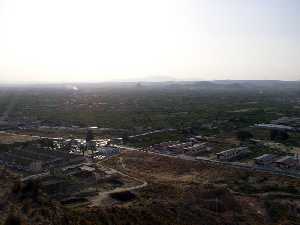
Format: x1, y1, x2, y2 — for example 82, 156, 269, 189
141, 75, 176, 82
211, 80, 300, 90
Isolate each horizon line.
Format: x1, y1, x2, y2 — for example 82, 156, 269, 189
0, 79, 300, 86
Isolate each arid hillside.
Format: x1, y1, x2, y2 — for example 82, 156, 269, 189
1, 150, 300, 225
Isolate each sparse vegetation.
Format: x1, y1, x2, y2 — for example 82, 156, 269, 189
1, 82, 300, 224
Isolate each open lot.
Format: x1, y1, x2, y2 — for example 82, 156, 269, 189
97, 150, 300, 225
0, 132, 36, 144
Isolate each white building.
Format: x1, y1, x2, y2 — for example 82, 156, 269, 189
29, 160, 43, 172
254, 154, 276, 165
94, 146, 120, 157
216, 147, 249, 161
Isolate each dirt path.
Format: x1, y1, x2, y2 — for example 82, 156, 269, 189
89, 162, 148, 206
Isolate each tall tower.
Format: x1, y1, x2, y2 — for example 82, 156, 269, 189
85, 129, 95, 155
86, 129, 94, 143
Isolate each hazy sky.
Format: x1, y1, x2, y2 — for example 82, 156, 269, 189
0, 0, 299, 83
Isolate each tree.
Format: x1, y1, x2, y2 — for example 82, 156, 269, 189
236, 130, 253, 141
270, 130, 289, 141
4, 212, 24, 225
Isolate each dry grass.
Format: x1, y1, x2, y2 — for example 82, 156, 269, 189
0, 132, 35, 144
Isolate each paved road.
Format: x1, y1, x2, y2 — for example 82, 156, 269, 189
21, 172, 50, 182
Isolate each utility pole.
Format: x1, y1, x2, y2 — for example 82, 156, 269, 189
119, 157, 126, 169
215, 197, 219, 214
94, 172, 99, 192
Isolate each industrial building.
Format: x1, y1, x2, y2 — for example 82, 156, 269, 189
93, 146, 120, 158
216, 147, 249, 161
254, 123, 296, 131
254, 154, 276, 166
274, 156, 297, 169
150, 139, 212, 156
0, 141, 85, 174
